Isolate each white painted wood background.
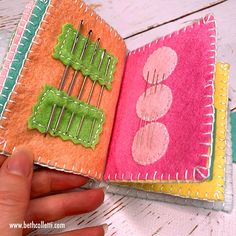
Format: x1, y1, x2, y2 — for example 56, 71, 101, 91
0, 0, 235, 235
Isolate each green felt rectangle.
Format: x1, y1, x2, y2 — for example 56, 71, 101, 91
28, 85, 105, 148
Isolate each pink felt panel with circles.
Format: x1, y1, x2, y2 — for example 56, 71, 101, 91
0, 1, 35, 92
104, 15, 216, 182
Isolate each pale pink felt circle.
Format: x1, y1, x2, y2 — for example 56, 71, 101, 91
136, 84, 172, 121
132, 122, 169, 166
143, 46, 177, 83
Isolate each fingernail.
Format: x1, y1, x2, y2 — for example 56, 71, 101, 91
102, 186, 107, 194
7, 148, 33, 177
102, 223, 108, 234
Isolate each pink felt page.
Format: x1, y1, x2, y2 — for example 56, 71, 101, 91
0, 1, 35, 92
105, 15, 216, 182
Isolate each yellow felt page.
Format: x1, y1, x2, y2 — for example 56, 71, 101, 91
115, 62, 229, 201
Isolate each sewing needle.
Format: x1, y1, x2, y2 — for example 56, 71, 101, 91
53, 30, 93, 131
44, 20, 84, 136
88, 57, 111, 143
76, 50, 106, 138
65, 38, 101, 133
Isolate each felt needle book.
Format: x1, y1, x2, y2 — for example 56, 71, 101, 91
0, 0, 233, 212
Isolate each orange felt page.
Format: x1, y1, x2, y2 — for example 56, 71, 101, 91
0, 0, 126, 180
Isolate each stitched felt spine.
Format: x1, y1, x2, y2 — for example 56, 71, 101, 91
0, 0, 51, 117
0, 1, 35, 93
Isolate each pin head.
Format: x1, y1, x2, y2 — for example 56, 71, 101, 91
96, 38, 101, 51
77, 20, 84, 34
88, 30, 93, 36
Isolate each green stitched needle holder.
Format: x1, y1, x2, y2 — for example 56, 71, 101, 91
28, 86, 105, 149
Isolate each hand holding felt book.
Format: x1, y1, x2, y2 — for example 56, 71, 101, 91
0, 147, 107, 236
0, 0, 233, 212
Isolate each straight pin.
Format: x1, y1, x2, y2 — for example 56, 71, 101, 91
89, 57, 111, 142
76, 50, 106, 138
139, 70, 157, 148
65, 38, 101, 133
54, 30, 93, 131
151, 69, 157, 92
44, 20, 83, 136
143, 71, 150, 98
154, 74, 159, 93
148, 73, 165, 149
146, 69, 157, 149
137, 71, 150, 147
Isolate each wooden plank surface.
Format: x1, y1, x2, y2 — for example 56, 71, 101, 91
0, 0, 235, 235
0, 0, 226, 62
0, 0, 225, 37
86, 0, 226, 38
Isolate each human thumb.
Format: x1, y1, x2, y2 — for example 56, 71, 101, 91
0, 147, 33, 236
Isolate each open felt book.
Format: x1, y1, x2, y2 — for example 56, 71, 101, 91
0, 0, 233, 212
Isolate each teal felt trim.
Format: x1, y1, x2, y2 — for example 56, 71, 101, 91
0, 0, 51, 117
28, 85, 105, 148
231, 112, 236, 162
53, 24, 118, 90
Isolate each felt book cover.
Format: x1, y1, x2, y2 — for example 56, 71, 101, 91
0, 0, 233, 212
